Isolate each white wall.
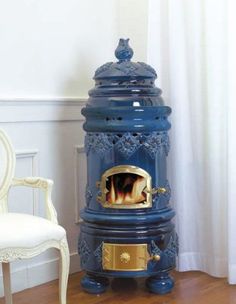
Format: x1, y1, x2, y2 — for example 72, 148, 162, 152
117, 0, 149, 62
0, 0, 118, 98
0, 0, 149, 99
0, 0, 149, 296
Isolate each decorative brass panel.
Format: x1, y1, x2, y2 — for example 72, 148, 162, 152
102, 243, 150, 271
97, 165, 152, 209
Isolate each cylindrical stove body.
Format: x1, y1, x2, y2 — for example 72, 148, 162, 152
79, 39, 178, 294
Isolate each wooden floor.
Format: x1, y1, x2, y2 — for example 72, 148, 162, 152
0, 271, 235, 304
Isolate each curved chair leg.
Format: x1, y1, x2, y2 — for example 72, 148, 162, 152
2, 263, 13, 304
59, 237, 70, 304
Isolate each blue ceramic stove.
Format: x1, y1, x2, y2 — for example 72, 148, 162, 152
78, 39, 178, 294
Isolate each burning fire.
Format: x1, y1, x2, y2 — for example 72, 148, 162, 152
107, 173, 146, 205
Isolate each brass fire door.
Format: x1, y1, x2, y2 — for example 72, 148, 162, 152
97, 165, 167, 209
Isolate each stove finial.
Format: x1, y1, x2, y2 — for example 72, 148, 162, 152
115, 38, 133, 62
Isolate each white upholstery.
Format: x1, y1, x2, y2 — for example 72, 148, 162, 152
0, 213, 66, 249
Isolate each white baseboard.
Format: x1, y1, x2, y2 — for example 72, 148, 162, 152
0, 252, 81, 297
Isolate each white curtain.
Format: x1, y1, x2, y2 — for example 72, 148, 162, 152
147, 0, 236, 283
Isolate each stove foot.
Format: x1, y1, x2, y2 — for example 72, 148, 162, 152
81, 273, 109, 294
146, 273, 174, 295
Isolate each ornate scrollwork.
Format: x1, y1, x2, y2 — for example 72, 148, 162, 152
12, 177, 58, 224
150, 240, 162, 257
0, 249, 25, 262
13, 178, 49, 190
85, 185, 93, 206
149, 233, 179, 261
85, 132, 169, 159
138, 62, 157, 77
94, 62, 113, 77
143, 132, 170, 159
165, 233, 179, 258
115, 133, 141, 158
0, 239, 62, 263
78, 238, 91, 267
143, 133, 162, 159
94, 242, 103, 265
115, 62, 138, 76
85, 133, 112, 157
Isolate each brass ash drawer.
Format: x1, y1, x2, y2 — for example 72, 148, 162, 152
102, 243, 160, 271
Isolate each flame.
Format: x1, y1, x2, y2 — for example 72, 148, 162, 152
107, 174, 146, 205
109, 176, 116, 202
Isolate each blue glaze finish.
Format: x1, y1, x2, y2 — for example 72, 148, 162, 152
83, 131, 170, 214
146, 273, 174, 294
94, 38, 156, 82
79, 39, 178, 294
81, 274, 109, 294
115, 38, 134, 62
82, 107, 171, 132
80, 208, 175, 225
78, 222, 178, 278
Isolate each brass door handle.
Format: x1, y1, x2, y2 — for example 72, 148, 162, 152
144, 187, 166, 195
156, 188, 166, 194
151, 254, 161, 261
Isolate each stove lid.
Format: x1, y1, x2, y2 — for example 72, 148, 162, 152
87, 38, 165, 107
93, 38, 157, 81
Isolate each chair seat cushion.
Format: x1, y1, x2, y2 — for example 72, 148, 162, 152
0, 213, 66, 249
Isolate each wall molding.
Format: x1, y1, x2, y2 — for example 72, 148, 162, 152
15, 149, 39, 215
0, 97, 86, 123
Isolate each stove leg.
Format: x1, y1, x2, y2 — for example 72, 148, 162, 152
81, 273, 109, 294
146, 272, 174, 294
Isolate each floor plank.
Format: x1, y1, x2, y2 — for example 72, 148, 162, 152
0, 271, 235, 304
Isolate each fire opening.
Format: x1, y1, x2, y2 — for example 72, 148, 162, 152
97, 165, 152, 209
106, 173, 147, 205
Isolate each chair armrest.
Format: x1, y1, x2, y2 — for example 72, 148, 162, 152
12, 177, 58, 224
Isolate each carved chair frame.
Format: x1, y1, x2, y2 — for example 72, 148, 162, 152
0, 129, 69, 304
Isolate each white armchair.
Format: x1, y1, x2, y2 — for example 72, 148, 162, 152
0, 129, 70, 304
